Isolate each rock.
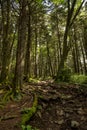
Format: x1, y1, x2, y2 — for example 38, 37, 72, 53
77, 107, 84, 115
54, 119, 64, 125
58, 119, 64, 125
71, 120, 79, 128
56, 110, 64, 116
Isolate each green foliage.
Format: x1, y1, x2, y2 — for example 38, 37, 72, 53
15, 0, 19, 3
71, 75, 87, 85
52, 0, 64, 4
29, 78, 39, 83
21, 125, 39, 130
57, 67, 72, 82
36, 0, 64, 4
36, 0, 43, 3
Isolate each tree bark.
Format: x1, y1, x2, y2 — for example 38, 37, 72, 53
34, 20, 38, 78
0, 0, 11, 82
12, 0, 27, 93
24, 4, 31, 81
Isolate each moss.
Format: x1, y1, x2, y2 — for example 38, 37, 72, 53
21, 94, 38, 125
1, 89, 22, 106
21, 125, 39, 130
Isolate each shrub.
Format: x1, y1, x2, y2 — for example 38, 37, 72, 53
71, 74, 87, 84
57, 67, 72, 82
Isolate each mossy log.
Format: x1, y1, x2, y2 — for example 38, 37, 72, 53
21, 94, 38, 125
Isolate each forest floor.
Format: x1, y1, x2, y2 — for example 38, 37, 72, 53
0, 80, 87, 130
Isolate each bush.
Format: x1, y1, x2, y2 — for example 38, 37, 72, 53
57, 67, 72, 82
71, 74, 87, 84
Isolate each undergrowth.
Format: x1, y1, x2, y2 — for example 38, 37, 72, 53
55, 67, 72, 82
21, 125, 39, 130
71, 74, 87, 85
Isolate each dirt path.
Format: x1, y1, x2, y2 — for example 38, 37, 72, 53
0, 81, 87, 130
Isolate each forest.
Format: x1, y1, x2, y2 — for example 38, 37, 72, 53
0, 0, 87, 130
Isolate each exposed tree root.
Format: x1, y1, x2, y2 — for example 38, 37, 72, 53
0, 115, 18, 121
2, 90, 13, 103
21, 94, 38, 125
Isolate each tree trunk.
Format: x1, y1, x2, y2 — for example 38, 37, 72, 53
56, 25, 69, 79
46, 40, 53, 77
0, 0, 11, 82
80, 40, 87, 74
12, 0, 27, 93
34, 22, 38, 78
24, 4, 31, 81
72, 47, 77, 73
83, 25, 87, 58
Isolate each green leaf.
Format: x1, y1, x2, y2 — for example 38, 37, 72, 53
36, 0, 43, 3
27, 125, 32, 130
21, 125, 26, 130
15, 0, 19, 3
52, 0, 64, 4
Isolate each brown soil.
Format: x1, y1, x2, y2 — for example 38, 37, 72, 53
0, 81, 87, 130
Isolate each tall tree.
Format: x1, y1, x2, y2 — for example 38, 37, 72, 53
56, 0, 85, 80
24, 3, 31, 81
12, 0, 27, 93
0, 0, 11, 82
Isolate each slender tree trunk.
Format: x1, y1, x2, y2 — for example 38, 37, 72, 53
56, 25, 69, 79
80, 40, 87, 74
56, 13, 62, 63
72, 47, 77, 73
46, 40, 53, 77
83, 25, 87, 58
53, 43, 58, 76
12, 0, 27, 93
74, 29, 80, 74
34, 24, 38, 78
0, 0, 11, 82
24, 4, 31, 81
38, 41, 43, 78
